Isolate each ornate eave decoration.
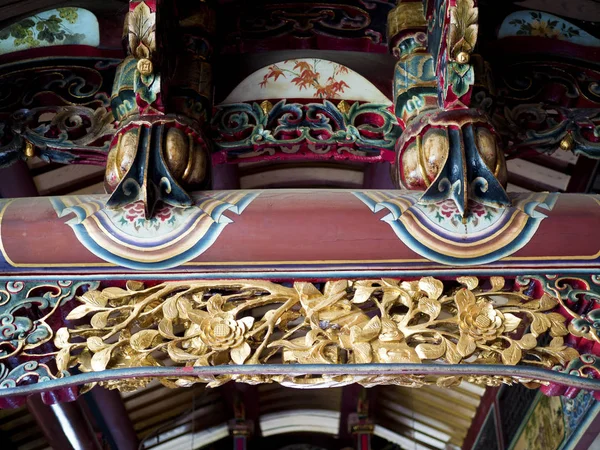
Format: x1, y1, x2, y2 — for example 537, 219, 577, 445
0, 0, 600, 408
0, 275, 598, 398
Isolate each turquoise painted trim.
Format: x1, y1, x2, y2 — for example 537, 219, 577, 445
1, 364, 600, 398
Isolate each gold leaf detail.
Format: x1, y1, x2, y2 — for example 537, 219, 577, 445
457, 333, 476, 358
517, 334, 537, 350
353, 286, 376, 304
448, 0, 479, 59
418, 297, 442, 319
490, 277, 505, 291
445, 339, 462, 364
59, 278, 580, 391
126, 280, 145, 291
231, 342, 252, 365
457, 276, 479, 290
129, 1, 156, 59
91, 311, 111, 329
436, 375, 462, 388
66, 304, 99, 320
503, 313, 521, 333
91, 347, 113, 371
87, 336, 107, 352
130, 330, 160, 351
539, 294, 559, 311
501, 343, 522, 366
79, 291, 108, 308
167, 342, 198, 363
531, 314, 551, 337
418, 277, 443, 300
546, 313, 568, 337
54, 328, 70, 349
102, 287, 128, 298
415, 341, 446, 360
56, 347, 70, 372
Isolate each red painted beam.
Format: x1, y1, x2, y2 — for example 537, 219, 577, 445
0, 190, 599, 276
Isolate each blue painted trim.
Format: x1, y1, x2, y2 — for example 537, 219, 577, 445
2, 268, 600, 282
2, 363, 600, 398
561, 401, 600, 450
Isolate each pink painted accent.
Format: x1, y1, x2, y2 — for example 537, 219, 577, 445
212, 147, 396, 165
358, 433, 370, 450
234, 436, 246, 450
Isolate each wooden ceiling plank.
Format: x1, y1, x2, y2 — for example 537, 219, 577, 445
378, 408, 453, 442
383, 388, 477, 420
422, 385, 483, 408
378, 394, 472, 430
376, 402, 467, 442
33, 164, 105, 196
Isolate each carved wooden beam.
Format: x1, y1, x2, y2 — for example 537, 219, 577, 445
0, 275, 597, 398
0, 190, 598, 399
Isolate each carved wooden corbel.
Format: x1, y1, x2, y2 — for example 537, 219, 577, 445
105, 1, 212, 218
389, 0, 509, 218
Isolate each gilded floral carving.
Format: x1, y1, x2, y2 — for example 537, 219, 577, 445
52, 277, 580, 391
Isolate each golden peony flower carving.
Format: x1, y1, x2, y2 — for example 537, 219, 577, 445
53, 277, 579, 391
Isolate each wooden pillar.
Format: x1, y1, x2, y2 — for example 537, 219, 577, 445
27, 395, 102, 450
87, 387, 139, 450
349, 389, 374, 450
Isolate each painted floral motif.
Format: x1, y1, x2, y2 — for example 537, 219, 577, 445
51, 192, 259, 270
508, 12, 580, 39
429, 199, 497, 228
117, 201, 179, 231
514, 395, 565, 450
260, 59, 350, 99
563, 390, 595, 434
0, 9, 84, 48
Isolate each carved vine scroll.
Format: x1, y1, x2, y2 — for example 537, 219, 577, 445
46, 276, 585, 392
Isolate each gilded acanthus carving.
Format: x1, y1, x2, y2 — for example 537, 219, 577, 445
447, 0, 478, 63
53, 277, 579, 391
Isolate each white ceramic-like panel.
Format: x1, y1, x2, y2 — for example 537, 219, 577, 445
0, 8, 100, 55
499, 10, 600, 46
222, 58, 392, 105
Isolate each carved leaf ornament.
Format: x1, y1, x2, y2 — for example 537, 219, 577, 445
448, 0, 478, 60
53, 277, 578, 390
128, 2, 156, 60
